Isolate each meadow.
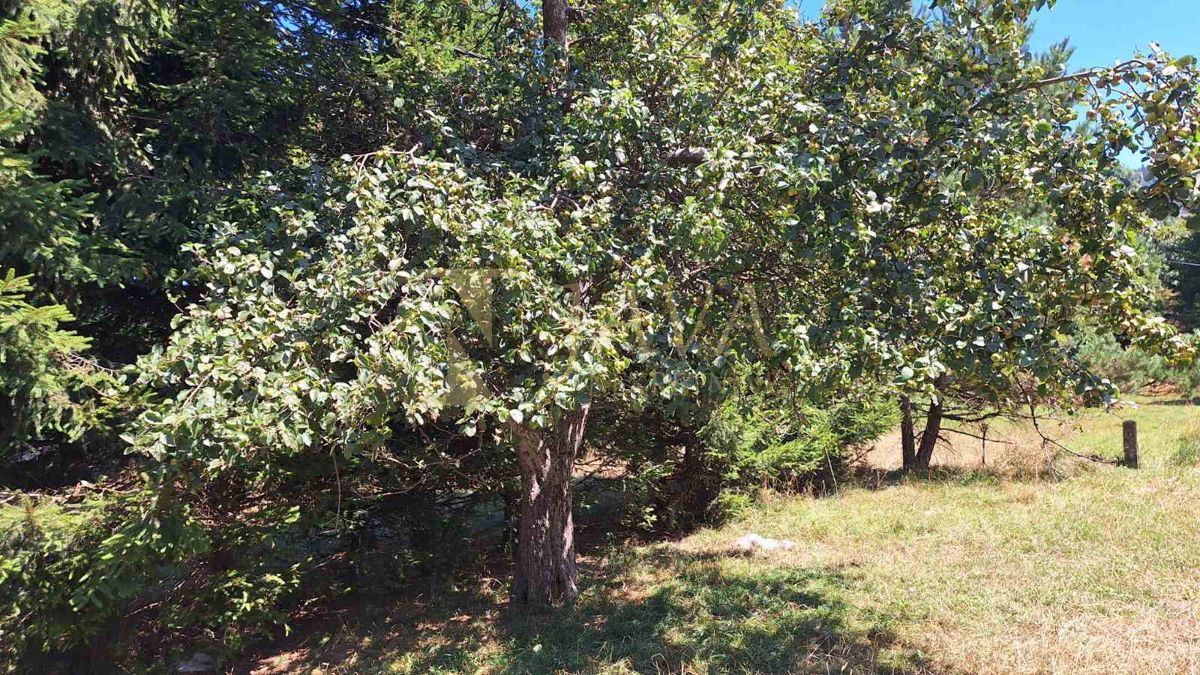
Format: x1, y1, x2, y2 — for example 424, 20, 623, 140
234, 398, 1200, 674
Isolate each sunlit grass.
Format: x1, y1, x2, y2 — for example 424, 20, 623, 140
1071, 397, 1200, 468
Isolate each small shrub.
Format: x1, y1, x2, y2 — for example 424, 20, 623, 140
0, 493, 203, 668
712, 491, 755, 520
1169, 426, 1200, 468
699, 363, 897, 519
0, 490, 316, 668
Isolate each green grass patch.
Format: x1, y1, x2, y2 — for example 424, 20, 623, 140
1070, 397, 1200, 468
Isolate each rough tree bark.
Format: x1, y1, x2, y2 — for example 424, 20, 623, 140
510, 405, 590, 605
676, 431, 717, 527
900, 396, 916, 471
913, 395, 943, 471
543, 0, 568, 51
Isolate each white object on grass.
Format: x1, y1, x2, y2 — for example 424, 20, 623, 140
732, 533, 797, 552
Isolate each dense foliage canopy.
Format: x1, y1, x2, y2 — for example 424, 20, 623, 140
2, 0, 1199, 666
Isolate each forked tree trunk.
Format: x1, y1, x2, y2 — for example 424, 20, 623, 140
913, 395, 943, 471
510, 405, 589, 605
900, 396, 916, 471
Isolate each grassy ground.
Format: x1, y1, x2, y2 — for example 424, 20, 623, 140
242, 398, 1200, 674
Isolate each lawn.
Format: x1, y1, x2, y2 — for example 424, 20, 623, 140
241, 398, 1200, 674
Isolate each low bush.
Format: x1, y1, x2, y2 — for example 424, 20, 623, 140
698, 364, 897, 519
2, 487, 358, 670
0, 492, 204, 669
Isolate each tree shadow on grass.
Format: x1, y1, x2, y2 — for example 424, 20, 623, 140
500, 550, 935, 674
240, 548, 936, 674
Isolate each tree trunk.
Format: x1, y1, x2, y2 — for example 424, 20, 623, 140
510, 405, 589, 605
543, 0, 568, 51
900, 396, 916, 472
511, 0, 576, 606
677, 432, 715, 527
914, 396, 943, 471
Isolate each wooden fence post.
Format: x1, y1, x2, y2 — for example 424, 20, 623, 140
1122, 420, 1139, 469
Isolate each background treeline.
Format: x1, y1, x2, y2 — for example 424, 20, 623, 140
2, 0, 1199, 670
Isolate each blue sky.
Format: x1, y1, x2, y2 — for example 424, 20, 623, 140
1027, 0, 1200, 69
797, 1, 1200, 68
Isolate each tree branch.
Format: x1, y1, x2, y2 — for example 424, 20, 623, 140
664, 147, 709, 167
939, 426, 1015, 445
1025, 398, 1116, 465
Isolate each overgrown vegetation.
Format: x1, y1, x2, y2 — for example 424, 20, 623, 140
2, 0, 1199, 669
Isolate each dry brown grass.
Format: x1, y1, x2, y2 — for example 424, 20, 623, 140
863, 415, 1078, 478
